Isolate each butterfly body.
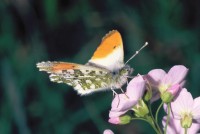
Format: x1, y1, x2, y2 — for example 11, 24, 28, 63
37, 30, 133, 95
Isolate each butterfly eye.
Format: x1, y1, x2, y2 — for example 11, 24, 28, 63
113, 71, 116, 75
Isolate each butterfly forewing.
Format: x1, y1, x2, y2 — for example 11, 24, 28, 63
37, 61, 113, 95
88, 30, 124, 71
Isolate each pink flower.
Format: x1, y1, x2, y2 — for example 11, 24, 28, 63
109, 76, 146, 117
108, 117, 120, 124
145, 65, 188, 102
109, 76, 145, 124
162, 116, 200, 134
103, 129, 114, 134
169, 88, 200, 126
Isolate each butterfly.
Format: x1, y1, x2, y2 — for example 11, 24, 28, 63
36, 30, 148, 95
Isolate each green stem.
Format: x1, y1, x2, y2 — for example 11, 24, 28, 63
155, 102, 164, 123
131, 117, 160, 134
148, 102, 163, 134
164, 103, 171, 134
184, 128, 188, 134
148, 102, 154, 121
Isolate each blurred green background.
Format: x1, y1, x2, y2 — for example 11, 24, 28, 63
0, 0, 200, 134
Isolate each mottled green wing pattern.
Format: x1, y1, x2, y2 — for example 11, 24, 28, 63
49, 69, 113, 95
37, 61, 113, 95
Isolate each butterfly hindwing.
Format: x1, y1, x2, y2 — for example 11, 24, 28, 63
37, 61, 113, 95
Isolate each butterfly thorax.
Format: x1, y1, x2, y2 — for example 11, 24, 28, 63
110, 65, 133, 89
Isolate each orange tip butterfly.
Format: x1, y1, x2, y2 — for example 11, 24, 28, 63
36, 30, 148, 95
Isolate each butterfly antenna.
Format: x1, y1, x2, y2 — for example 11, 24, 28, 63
125, 42, 148, 65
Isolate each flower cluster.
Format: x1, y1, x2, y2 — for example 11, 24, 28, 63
105, 65, 200, 134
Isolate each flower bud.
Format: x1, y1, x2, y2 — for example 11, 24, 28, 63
144, 87, 152, 101
108, 115, 131, 125
167, 84, 180, 96
132, 99, 149, 117
161, 91, 173, 103
161, 84, 180, 103
108, 117, 120, 124
119, 115, 132, 125
181, 114, 192, 128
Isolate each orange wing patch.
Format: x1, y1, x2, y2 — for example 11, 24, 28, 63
51, 63, 77, 71
37, 62, 79, 73
91, 30, 123, 59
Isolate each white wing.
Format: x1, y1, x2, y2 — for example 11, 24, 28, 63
88, 30, 124, 71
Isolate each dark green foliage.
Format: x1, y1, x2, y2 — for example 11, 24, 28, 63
0, 0, 200, 134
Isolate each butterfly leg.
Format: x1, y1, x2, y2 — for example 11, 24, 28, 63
111, 87, 120, 108
111, 87, 118, 98
126, 79, 129, 85
120, 87, 129, 99
119, 87, 125, 94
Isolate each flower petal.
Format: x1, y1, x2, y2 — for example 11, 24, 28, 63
179, 81, 186, 87
146, 69, 166, 86
111, 94, 137, 112
192, 96, 200, 119
171, 88, 193, 118
103, 129, 114, 134
160, 74, 173, 85
167, 84, 181, 96
108, 117, 121, 125
109, 110, 127, 118
162, 116, 181, 134
167, 65, 188, 85
195, 119, 200, 124
126, 75, 145, 99
150, 89, 161, 103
